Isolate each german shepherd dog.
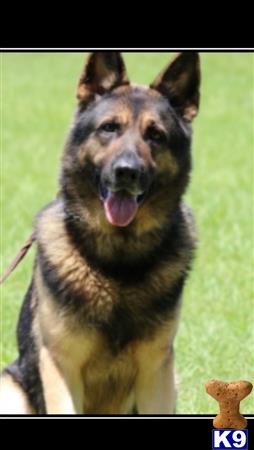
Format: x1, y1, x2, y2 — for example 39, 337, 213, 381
0, 52, 200, 414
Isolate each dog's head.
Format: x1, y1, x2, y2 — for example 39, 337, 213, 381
61, 52, 200, 234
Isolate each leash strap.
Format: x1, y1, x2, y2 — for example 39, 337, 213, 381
0, 233, 36, 285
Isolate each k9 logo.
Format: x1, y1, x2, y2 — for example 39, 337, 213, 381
212, 430, 248, 449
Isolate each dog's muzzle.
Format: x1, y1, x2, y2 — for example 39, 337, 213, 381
99, 151, 151, 227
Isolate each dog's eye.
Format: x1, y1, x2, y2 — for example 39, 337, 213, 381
145, 126, 165, 144
99, 122, 120, 133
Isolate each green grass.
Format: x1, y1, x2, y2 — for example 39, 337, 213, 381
1, 52, 253, 414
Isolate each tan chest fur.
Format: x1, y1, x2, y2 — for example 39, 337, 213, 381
35, 269, 178, 413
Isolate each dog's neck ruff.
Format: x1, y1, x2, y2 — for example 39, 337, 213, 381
64, 207, 81, 223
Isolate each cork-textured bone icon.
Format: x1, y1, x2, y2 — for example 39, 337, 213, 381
205, 380, 253, 429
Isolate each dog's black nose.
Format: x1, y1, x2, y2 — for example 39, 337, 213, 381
114, 164, 139, 184
113, 153, 144, 186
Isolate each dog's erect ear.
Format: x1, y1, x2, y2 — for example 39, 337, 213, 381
77, 52, 129, 104
150, 52, 200, 121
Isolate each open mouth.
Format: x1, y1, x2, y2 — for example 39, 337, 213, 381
99, 183, 145, 227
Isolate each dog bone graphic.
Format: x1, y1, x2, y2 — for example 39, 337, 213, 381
205, 379, 253, 429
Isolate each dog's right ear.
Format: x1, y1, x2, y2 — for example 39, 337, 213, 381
77, 52, 129, 105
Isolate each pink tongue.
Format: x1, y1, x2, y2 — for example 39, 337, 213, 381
104, 192, 138, 227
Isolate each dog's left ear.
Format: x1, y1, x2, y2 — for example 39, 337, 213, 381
150, 52, 200, 121
77, 52, 129, 104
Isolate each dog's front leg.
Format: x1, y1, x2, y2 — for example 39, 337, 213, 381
39, 346, 83, 414
135, 347, 176, 414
